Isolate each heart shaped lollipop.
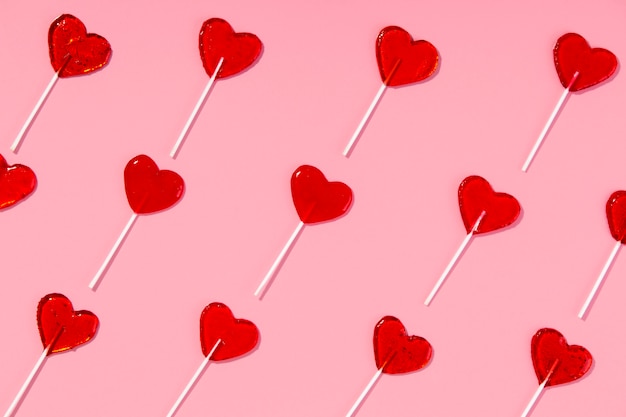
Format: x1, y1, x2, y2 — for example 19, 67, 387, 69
373, 316, 432, 374
10, 14, 112, 153
522, 33, 618, 172
199, 18, 263, 79
376, 26, 439, 87
4, 294, 99, 417
345, 316, 432, 417
458, 175, 521, 234
169, 18, 263, 158
166, 302, 259, 417
37, 293, 99, 354
554, 33, 617, 92
578, 190, 626, 319
124, 154, 185, 214
520, 328, 592, 417
342, 25, 439, 157
255, 165, 353, 298
425, 175, 521, 305
531, 328, 592, 387
48, 14, 112, 77
200, 302, 259, 361
291, 165, 353, 224
89, 155, 184, 290
0, 154, 37, 210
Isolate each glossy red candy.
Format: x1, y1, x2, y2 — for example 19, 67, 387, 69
199, 18, 262, 79
0, 154, 37, 210
200, 303, 259, 361
124, 155, 184, 214
37, 293, 99, 355
376, 26, 439, 87
531, 328, 592, 386
291, 165, 353, 224
458, 176, 521, 234
373, 316, 432, 374
606, 191, 626, 243
48, 14, 112, 78
554, 33, 617, 92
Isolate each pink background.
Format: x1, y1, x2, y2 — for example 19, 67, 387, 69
1, 0, 626, 416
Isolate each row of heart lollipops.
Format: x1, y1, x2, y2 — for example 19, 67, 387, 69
0, 12, 619, 417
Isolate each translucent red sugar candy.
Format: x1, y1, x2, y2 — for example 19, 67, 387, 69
200, 302, 259, 360
373, 316, 432, 374
554, 33, 618, 92
37, 293, 99, 354
48, 14, 112, 77
376, 26, 439, 87
0, 154, 37, 210
531, 328, 592, 387
124, 155, 185, 214
291, 165, 353, 224
458, 175, 521, 234
199, 18, 262, 79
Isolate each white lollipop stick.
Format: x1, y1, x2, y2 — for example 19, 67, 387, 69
166, 339, 222, 417
88, 213, 139, 290
520, 359, 559, 417
521, 71, 579, 172
342, 60, 401, 157
254, 221, 306, 297
424, 211, 486, 306
170, 57, 225, 158
578, 240, 622, 319
4, 328, 63, 417
345, 367, 384, 417
10, 70, 63, 153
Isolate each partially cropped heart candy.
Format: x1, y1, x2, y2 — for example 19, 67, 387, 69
458, 176, 521, 234
376, 26, 439, 87
373, 316, 432, 374
48, 14, 112, 77
124, 155, 185, 214
200, 302, 259, 361
37, 293, 99, 354
199, 18, 263, 79
291, 165, 353, 224
0, 154, 37, 210
554, 33, 617, 92
531, 328, 592, 386
606, 191, 626, 243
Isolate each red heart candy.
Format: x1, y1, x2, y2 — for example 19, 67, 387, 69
606, 191, 626, 243
531, 328, 592, 387
458, 176, 521, 234
373, 316, 432, 374
291, 165, 353, 224
37, 293, 99, 355
48, 14, 112, 78
376, 26, 439, 87
0, 154, 37, 210
200, 302, 259, 361
124, 155, 185, 214
554, 33, 617, 92
199, 18, 262, 79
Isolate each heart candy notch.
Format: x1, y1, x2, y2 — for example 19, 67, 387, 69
458, 175, 521, 234
554, 33, 617, 92
373, 316, 432, 374
48, 14, 112, 77
200, 302, 259, 361
37, 293, 99, 354
199, 18, 263, 79
376, 26, 439, 87
0, 154, 37, 210
531, 328, 592, 386
291, 165, 353, 224
124, 155, 185, 214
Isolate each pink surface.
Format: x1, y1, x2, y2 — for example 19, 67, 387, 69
1, 1, 626, 416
